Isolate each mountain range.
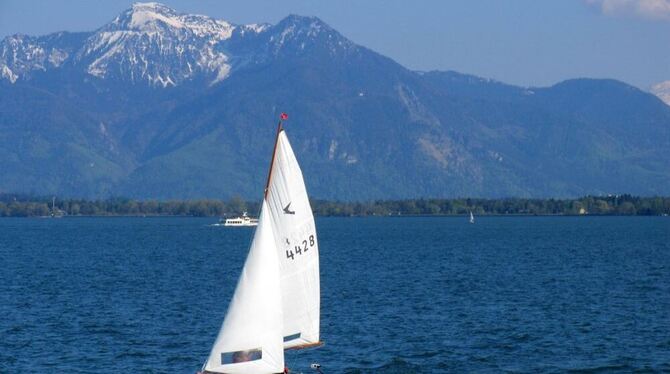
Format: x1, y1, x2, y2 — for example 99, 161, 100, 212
1, 2, 669, 200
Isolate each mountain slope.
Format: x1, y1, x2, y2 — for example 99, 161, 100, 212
0, 3, 669, 199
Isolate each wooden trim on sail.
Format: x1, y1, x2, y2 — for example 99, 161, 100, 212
264, 121, 284, 200
285, 341, 324, 350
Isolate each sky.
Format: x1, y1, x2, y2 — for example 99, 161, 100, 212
1, 0, 669, 89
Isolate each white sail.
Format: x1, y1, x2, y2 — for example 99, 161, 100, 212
265, 130, 321, 349
204, 201, 285, 374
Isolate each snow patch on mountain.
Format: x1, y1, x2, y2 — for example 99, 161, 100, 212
1, 65, 18, 83
243, 23, 270, 34
48, 49, 68, 67
651, 80, 670, 106
128, 2, 186, 30
0, 34, 77, 82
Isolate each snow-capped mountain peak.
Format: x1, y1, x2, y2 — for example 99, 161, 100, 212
0, 4, 359, 87
107, 2, 234, 40
77, 2, 240, 86
120, 3, 185, 31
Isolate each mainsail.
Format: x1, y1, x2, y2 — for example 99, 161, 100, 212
203, 201, 285, 374
265, 129, 321, 349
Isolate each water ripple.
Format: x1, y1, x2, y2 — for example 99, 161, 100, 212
1, 216, 669, 373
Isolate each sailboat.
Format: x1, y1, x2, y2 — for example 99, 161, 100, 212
469, 211, 475, 224
200, 114, 322, 374
51, 197, 64, 218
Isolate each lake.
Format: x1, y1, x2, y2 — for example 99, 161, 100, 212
1, 216, 669, 373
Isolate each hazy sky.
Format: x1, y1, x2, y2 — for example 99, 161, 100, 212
1, 0, 669, 89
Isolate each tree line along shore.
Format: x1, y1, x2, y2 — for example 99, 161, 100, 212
0, 194, 669, 217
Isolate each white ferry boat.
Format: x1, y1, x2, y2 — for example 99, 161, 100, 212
217, 212, 258, 227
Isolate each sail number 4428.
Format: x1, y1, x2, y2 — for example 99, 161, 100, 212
286, 235, 315, 260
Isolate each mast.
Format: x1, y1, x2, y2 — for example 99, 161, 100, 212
264, 119, 284, 200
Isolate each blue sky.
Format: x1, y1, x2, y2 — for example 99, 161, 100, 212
1, 0, 669, 89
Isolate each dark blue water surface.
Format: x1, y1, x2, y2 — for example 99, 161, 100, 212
1, 216, 669, 373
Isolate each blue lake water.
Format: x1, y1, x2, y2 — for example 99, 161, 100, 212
1, 216, 669, 373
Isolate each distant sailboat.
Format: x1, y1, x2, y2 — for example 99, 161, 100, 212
51, 197, 64, 218
469, 211, 475, 224
200, 114, 321, 374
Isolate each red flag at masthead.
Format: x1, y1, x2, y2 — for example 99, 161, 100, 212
280, 112, 289, 120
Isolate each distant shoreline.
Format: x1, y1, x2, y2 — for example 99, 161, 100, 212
1, 194, 668, 218
9, 213, 669, 219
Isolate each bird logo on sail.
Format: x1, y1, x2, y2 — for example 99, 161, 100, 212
283, 202, 295, 215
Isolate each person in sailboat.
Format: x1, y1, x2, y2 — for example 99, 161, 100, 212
231, 349, 262, 363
